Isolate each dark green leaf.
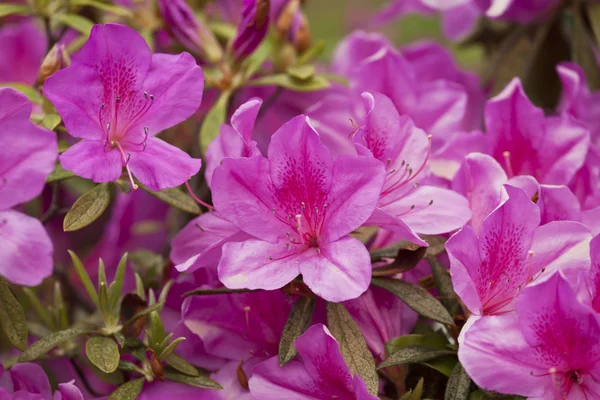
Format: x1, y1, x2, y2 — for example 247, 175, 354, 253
326, 302, 378, 395
70, 0, 133, 17
423, 355, 458, 377
68, 250, 99, 307
371, 277, 454, 325
401, 377, 424, 400
52, 14, 94, 35
124, 301, 164, 327
0, 4, 32, 17
138, 183, 201, 215
164, 371, 223, 389
199, 91, 231, 153
47, 163, 75, 183
19, 327, 92, 362
0, 278, 28, 351
445, 362, 471, 400
588, 3, 600, 45
428, 255, 462, 316
370, 240, 414, 262
279, 296, 315, 365
246, 74, 330, 92
63, 183, 111, 232
86, 336, 120, 373
571, 4, 600, 90
378, 346, 456, 369
107, 378, 144, 400
183, 287, 259, 297
158, 337, 185, 360
243, 37, 273, 79
108, 253, 128, 310
165, 353, 200, 376
372, 246, 427, 277
385, 334, 449, 356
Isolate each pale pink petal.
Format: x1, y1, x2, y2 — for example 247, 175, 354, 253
538, 184, 582, 224
299, 236, 371, 302
0, 210, 53, 286
59, 140, 123, 183
56, 381, 84, 400
332, 31, 390, 76
365, 208, 428, 246
127, 137, 201, 191
0, 20, 47, 85
249, 357, 318, 400
218, 239, 303, 290
231, 97, 262, 142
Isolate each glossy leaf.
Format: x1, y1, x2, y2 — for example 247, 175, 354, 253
63, 183, 111, 232
326, 302, 378, 395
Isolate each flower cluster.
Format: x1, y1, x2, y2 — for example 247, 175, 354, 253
1, 0, 599, 399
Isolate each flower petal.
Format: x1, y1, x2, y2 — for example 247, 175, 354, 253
0, 210, 53, 286
9, 363, 52, 398
218, 239, 303, 290
300, 236, 371, 302
59, 140, 123, 183
364, 207, 428, 246
127, 137, 201, 191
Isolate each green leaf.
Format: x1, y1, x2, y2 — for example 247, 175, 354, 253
571, 4, 600, 90
41, 113, 62, 130
19, 327, 92, 362
401, 377, 424, 400
159, 337, 185, 361
370, 240, 414, 262
23, 288, 55, 331
199, 91, 231, 153
124, 301, 164, 327
149, 311, 166, 347
164, 371, 223, 390
70, 0, 133, 17
445, 362, 471, 400
68, 250, 99, 307
107, 378, 145, 400
138, 182, 201, 215
378, 346, 456, 370
109, 253, 128, 310
371, 277, 454, 325
63, 183, 111, 232
0, 278, 28, 351
372, 246, 427, 277
46, 163, 75, 183
588, 3, 600, 46
86, 336, 120, 373
182, 287, 258, 297
326, 302, 378, 395
0, 4, 31, 17
428, 255, 462, 316
297, 40, 325, 65
52, 14, 94, 35
165, 353, 200, 376
243, 37, 273, 79
246, 74, 330, 92
385, 334, 449, 356
423, 355, 458, 377
286, 65, 316, 81
0, 83, 42, 104
279, 296, 315, 365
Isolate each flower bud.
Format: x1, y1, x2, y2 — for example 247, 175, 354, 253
230, 0, 270, 62
37, 44, 70, 86
158, 0, 223, 63
274, 0, 310, 52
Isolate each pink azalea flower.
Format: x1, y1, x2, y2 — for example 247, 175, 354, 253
0, 88, 57, 286
249, 324, 378, 399
211, 115, 386, 301
460, 272, 600, 399
354, 92, 471, 246
0, 362, 83, 400
0, 19, 47, 85
171, 99, 261, 275
230, 0, 269, 61
484, 78, 590, 186
446, 185, 591, 319
44, 23, 203, 191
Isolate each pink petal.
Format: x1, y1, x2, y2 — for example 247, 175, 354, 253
0, 87, 34, 122
218, 239, 303, 290
365, 207, 428, 246
127, 137, 201, 191
321, 155, 385, 242
0, 20, 47, 85
441, 3, 481, 40
231, 97, 262, 143
446, 225, 484, 315
381, 185, 471, 235
452, 153, 508, 234
538, 184, 582, 224
56, 381, 84, 400
249, 357, 317, 399
212, 156, 289, 242
59, 140, 123, 183
299, 236, 371, 302
0, 210, 53, 286
332, 31, 390, 77
9, 363, 52, 398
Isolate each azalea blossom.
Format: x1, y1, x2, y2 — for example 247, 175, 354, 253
44, 23, 204, 191
0, 88, 57, 286
249, 324, 378, 399
212, 114, 386, 301
0, 362, 83, 400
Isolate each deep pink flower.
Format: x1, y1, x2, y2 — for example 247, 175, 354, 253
212, 115, 386, 301
484, 78, 589, 186
446, 185, 591, 319
0, 19, 47, 85
230, 0, 269, 61
0, 88, 57, 286
249, 324, 378, 399
0, 363, 83, 400
44, 23, 203, 191
355, 92, 471, 246
460, 272, 600, 399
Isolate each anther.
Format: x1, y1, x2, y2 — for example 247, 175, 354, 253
301, 201, 306, 210
410, 204, 415, 209
144, 91, 148, 99
502, 151, 514, 178
389, 168, 396, 173
272, 208, 276, 214
414, 182, 419, 188
116, 95, 121, 103
101, 103, 105, 109
269, 256, 273, 260
149, 94, 155, 100
386, 158, 392, 166
429, 199, 434, 205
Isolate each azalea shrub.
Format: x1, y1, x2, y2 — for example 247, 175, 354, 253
1, 0, 600, 399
